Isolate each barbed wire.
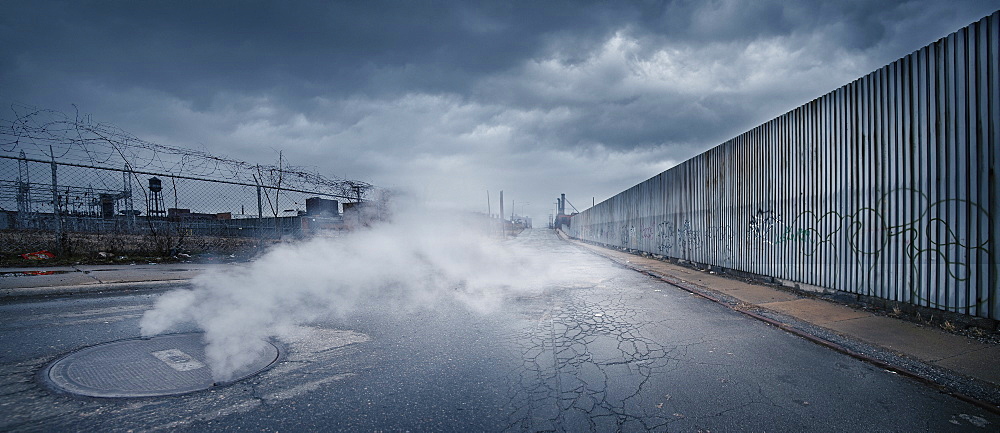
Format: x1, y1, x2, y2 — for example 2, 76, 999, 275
0, 103, 372, 199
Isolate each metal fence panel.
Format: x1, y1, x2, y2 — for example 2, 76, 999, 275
567, 11, 1000, 320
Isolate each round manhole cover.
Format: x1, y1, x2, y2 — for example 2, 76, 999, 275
45, 333, 280, 398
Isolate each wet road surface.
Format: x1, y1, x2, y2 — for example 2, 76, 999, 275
0, 229, 996, 431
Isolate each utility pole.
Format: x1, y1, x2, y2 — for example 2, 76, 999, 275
499, 190, 505, 239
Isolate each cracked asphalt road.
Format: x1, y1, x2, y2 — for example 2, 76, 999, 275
0, 229, 997, 431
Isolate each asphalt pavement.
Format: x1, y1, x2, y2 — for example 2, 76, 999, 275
1, 229, 998, 431
557, 231, 1000, 411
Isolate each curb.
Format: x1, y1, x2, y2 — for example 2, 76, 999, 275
656, 271, 1000, 415
0, 279, 192, 302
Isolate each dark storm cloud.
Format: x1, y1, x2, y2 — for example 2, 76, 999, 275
5, 1, 970, 105
3, 0, 619, 104
1, 0, 997, 217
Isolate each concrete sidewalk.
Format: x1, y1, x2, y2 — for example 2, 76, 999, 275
560, 233, 1000, 410
0, 263, 232, 299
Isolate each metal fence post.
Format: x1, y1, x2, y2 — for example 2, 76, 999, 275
49, 146, 63, 254
16, 151, 32, 229
256, 184, 263, 240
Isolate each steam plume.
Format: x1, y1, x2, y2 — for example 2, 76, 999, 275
140, 205, 553, 380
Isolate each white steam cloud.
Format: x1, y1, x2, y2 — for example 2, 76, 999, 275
140, 203, 558, 381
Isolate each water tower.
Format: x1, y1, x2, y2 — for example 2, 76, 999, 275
148, 177, 166, 217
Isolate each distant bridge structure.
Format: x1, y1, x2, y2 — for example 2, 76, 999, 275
565, 11, 999, 321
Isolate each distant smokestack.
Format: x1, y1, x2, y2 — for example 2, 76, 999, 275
500, 190, 506, 238
559, 193, 566, 215
499, 190, 504, 220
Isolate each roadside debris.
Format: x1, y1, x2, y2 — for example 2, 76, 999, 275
0, 270, 64, 277
21, 250, 55, 260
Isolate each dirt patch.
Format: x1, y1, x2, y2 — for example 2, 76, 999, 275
0, 230, 264, 266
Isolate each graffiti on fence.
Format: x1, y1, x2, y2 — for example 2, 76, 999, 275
620, 225, 636, 246
747, 209, 782, 245
652, 219, 713, 255
774, 227, 810, 245
641, 227, 654, 239
779, 188, 991, 310
655, 221, 674, 253
573, 188, 992, 313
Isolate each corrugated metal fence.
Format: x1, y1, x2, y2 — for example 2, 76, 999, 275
567, 11, 999, 320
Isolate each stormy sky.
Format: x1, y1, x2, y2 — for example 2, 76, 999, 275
1, 1, 996, 222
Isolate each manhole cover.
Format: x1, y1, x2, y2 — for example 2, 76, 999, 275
45, 333, 280, 398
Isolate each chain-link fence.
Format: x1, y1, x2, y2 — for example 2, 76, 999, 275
0, 154, 364, 262
0, 105, 377, 264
